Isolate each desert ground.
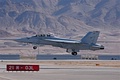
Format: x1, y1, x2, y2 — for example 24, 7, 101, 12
0, 39, 120, 80
0, 60, 120, 80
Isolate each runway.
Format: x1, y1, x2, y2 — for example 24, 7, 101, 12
0, 60, 120, 80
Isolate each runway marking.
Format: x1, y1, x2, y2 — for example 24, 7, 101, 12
0, 76, 12, 80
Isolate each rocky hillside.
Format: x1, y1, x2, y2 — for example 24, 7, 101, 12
0, 0, 120, 38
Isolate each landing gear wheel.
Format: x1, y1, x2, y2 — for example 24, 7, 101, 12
71, 52, 77, 56
33, 46, 37, 49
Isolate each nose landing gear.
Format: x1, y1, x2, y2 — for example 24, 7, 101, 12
33, 46, 37, 49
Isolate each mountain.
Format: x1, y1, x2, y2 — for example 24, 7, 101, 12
0, 0, 120, 38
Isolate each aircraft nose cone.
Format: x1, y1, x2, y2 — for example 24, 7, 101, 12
15, 39, 24, 42
14, 38, 28, 43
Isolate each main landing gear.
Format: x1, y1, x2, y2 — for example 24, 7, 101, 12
71, 52, 77, 56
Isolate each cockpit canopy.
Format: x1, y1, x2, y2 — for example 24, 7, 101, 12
35, 34, 54, 37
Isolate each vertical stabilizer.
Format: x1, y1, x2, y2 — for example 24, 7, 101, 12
81, 31, 100, 44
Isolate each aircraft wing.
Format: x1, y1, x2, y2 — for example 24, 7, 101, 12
45, 39, 80, 44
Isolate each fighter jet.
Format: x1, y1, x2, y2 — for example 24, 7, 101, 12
13, 31, 104, 55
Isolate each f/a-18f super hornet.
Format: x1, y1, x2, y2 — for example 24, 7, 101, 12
12, 31, 104, 55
